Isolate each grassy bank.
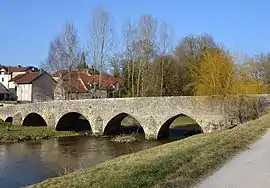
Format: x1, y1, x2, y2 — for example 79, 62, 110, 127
29, 113, 270, 188
0, 120, 78, 144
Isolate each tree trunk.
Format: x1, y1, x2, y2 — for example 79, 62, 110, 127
127, 60, 131, 97
137, 60, 141, 97
132, 60, 135, 97
160, 59, 164, 96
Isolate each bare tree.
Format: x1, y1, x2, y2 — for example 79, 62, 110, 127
42, 23, 79, 73
87, 8, 114, 89
63, 23, 80, 71
120, 15, 173, 97
42, 22, 80, 100
137, 15, 158, 97
62, 23, 80, 99
41, 36, 66, 74
121, 19, 137, 97
157, 22, 173, 96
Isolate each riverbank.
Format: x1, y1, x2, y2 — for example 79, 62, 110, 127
0, 120, 78, 144
28, 113, 270, 188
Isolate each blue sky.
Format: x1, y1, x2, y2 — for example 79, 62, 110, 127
0, 0, 269, 67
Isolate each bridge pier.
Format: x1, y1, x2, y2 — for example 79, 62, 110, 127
140, 116, 160, 140
13, 113, 22, 126
45, 116, 56, 129
92, 116, 103, 136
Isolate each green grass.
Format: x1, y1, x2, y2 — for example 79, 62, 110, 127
0, 120, 78, 144
28, 113, 270, 188
170, 115, 198, 128
121, 115, 140, 126
122, 115, 197, 128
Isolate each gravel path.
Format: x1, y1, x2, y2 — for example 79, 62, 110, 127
195, 131, 270, 188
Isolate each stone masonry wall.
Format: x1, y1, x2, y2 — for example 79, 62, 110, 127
0, 96, 229, 140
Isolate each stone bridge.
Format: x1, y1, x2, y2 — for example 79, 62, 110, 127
0, 96, 234, 140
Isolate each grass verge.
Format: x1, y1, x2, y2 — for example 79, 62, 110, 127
0, 120, 78, 144
28, 113, 270, 188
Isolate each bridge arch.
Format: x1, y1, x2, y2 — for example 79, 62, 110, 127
104, 113, 144, 136
22, 113, 47, 127
157, 114, 203, 140
56, 112, 92, 132
5, 117, 13, 123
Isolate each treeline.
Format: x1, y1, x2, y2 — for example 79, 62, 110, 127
42, 8, 270, 97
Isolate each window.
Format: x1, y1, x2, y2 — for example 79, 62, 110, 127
1, 78, 4, 82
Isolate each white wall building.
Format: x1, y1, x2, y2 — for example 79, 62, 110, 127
0, 68, 11, 89
0, 66, 40, 101
0, 66, 38, 89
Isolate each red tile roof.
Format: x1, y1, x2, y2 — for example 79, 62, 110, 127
9, 74, 26, 82
1, 66, 32, 73
11, 72, 42, 84
8, 67, 30, 72
58, 71, 123, 93
80, 74, 123, 89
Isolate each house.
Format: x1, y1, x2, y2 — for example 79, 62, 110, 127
53, 70, 123, 100
0, 65, 38, 88
10, 71, 56, 102
0, 65, 39, 99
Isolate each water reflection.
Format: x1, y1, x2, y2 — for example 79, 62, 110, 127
0, 136, 168, 188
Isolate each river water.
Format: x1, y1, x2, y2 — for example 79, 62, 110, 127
0, 136, 169, 188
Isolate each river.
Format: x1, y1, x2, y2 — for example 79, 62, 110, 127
0, 114, 202, 188
0, 135, 170, 188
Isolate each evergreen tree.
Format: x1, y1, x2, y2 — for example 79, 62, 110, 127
77, 51, 89, 70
